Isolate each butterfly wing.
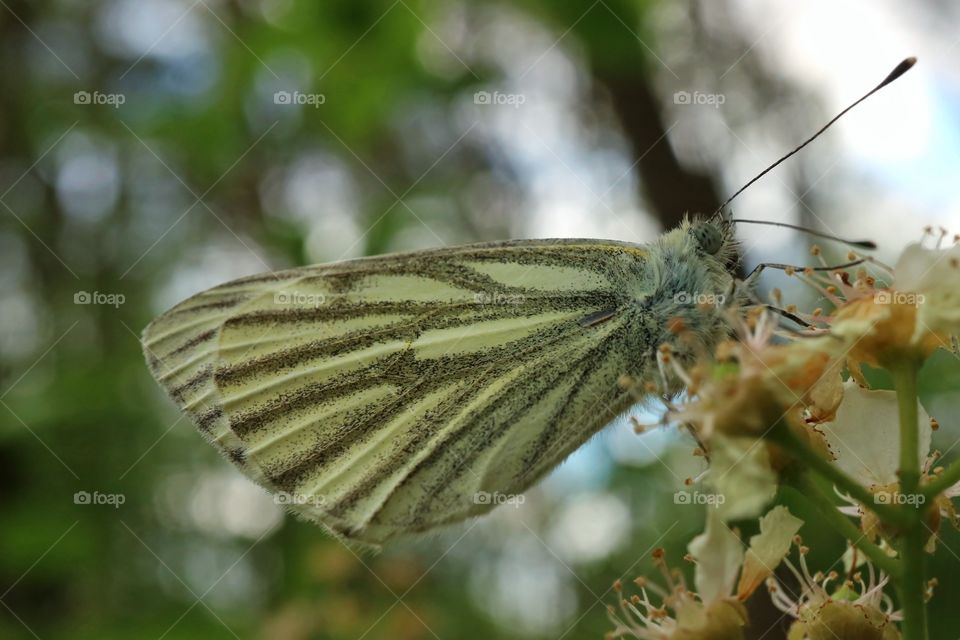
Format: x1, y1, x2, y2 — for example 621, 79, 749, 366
142, 239, 657, 544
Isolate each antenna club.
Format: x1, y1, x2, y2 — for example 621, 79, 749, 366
713, 55, 917, 218
881, 56, 917, 87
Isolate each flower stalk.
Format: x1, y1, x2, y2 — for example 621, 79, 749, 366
899, 524, 929, 640
895, 363, 923, 497
768, 421, 912, 529
785, 474, 900, 579
893, 360, 929, 640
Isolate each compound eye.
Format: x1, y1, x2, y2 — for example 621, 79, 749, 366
693, 223, 723, 255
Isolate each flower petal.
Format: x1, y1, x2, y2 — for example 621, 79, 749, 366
893, 243, 960, 292
893, 243, 960, 343
708, 435, 777, 521
820, 380, 930, 488
736, 506, 803, 600
688, 509, 745, 605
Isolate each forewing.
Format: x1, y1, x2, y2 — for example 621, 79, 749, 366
142, 239, 650, 544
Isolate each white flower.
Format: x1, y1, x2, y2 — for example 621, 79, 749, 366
892, 242, 960, 343
828, 241, 960, 371
820, 380, 960, 548
768, 542, 901, 639
608, 507, 802, 639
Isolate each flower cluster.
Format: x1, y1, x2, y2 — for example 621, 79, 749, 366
613, 230, 960, 639
608, 507, 801, 640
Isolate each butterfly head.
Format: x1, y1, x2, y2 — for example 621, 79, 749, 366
691, 220, 724, 255
688, 214, 739, 274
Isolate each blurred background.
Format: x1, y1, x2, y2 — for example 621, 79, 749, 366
2, 1, 959, 638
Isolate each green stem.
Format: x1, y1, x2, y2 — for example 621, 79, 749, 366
892, 362, 928, 640
768, 422, 913, 529
787, 474, 900, 579
922, 456, 960, 499
895, 364, 922, 496
898, 526, 929, 640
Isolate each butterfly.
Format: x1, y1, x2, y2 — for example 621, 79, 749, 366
141, 57, 912, 545
141, 220, 740, 544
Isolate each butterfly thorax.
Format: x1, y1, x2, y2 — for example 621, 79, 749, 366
618, 220, 743, 382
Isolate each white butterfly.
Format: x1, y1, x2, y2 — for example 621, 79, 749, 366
142, 220, 739, 544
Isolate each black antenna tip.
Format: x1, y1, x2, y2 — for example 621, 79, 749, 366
880, 57, 917, 88
849, 239, 878, 251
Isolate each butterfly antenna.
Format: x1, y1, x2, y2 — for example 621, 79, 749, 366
715, 56, 916, 218
733, 219, 877, 250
